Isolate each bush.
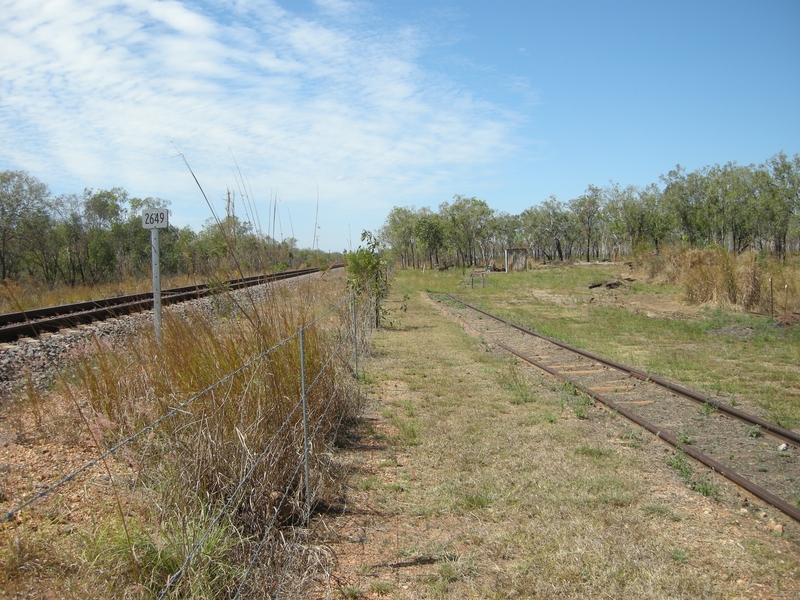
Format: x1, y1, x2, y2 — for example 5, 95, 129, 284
641, 247, 799, 313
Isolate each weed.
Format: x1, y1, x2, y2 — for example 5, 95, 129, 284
356, 564, 374, 576
460, 492, 492, 510
575, 445, 614, 458
358, 476, 381, 491
746, 425, 763, 438
690, 477, 721, 500
619, 428, 645, 448
677, 429, 693, 445
394, 419, 421, 446
668, 451, 721, 500
667, 452, 694, 480
699, 401, 718, 416
562, 382, 578, 396
370, 581, 393, 595
642, 505, 682, 521
670, 549, 690, 564
573, 405, 587, 419
85, 510, 244, 597
338, 586, 363, 599
502, 364, 537, 404
397, 399, 417, 417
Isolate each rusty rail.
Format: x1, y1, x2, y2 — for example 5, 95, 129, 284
445, 293, 800, 524
445, 294, 800, 447
0, 268, 327, 343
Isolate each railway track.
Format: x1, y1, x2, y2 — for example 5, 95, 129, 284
0, 268, 324, 343
445, 293, 800, 524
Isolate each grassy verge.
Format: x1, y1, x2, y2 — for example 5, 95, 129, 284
401, 264, 800, 428
0, 272, 363, 598
319, 270, 800, 598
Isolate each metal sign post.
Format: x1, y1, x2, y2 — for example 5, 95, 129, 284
142, 209, 169, 342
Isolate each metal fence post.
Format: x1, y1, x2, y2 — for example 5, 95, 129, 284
300, 328, 311, 520
352, 294, 359, 380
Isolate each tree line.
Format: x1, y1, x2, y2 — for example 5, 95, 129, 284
0, 170, 329, 288
380, 152, 800, 268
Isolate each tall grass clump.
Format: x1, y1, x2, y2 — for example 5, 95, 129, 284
640, 247, 799, 313
65, 273, 368, 596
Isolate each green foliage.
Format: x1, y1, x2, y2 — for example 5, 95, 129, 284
85, 511, 244, 597
746, 425, 763, 438
667, 452, 694, 480
0, 171, 341, 292
346, 230, 389, 327
667, 451, 721, 499
377, 151, 800, 270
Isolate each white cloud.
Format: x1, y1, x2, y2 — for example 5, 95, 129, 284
0, 0, 520, 246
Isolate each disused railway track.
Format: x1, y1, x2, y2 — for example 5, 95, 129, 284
0, 268, 323, 343
445, 293, 800, 524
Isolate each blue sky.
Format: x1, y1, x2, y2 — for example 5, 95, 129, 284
1, 0, 798, 251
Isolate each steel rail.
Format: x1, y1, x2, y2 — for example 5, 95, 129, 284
0, 268, 325, 342
445, 294, 800, 448
492, 338, 800, 524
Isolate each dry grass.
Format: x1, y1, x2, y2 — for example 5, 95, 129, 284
313, 269, 800, 599
0, 267, 290, 313
0, 271, 366, 598
0, 273, 207, 313
642, 247, 799, 314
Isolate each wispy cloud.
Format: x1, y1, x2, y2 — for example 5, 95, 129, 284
0, 0, 520, 245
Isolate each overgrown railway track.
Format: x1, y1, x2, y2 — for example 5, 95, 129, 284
0, 267, 325, 343
445, 293, 800, 524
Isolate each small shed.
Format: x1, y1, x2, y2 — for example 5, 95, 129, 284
505, 248, 528, 272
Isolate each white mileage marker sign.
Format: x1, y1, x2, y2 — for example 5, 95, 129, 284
142, 208, 169, 228
142, 208, 169, 342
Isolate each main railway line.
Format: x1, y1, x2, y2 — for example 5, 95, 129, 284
444, 293, 800, 524
0, 267, 323, 344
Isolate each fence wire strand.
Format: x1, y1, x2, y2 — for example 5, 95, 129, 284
159, 281, 375, 597
4, 268, 379, 600
2, 313, 302, 522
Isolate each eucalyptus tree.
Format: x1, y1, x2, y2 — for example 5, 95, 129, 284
0, 170, 51, 280
519, 205, 545, 259
489, 212, 524, 262
381, 206, 419, 268
439, 195, 493, 267
662, 166, 715, 248
19, 206, 62, 287
540, 197, 574, 260
603, 183, 640, 257
765, 152, 800, 257
414, 209, 445, 268
570, 185, 605, 262
639, 183, 675, 253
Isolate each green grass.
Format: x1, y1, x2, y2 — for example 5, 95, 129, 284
329, 269, 800, 599
405, 265, 800, 427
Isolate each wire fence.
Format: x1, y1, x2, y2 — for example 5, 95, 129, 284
1, 270, 379, 598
